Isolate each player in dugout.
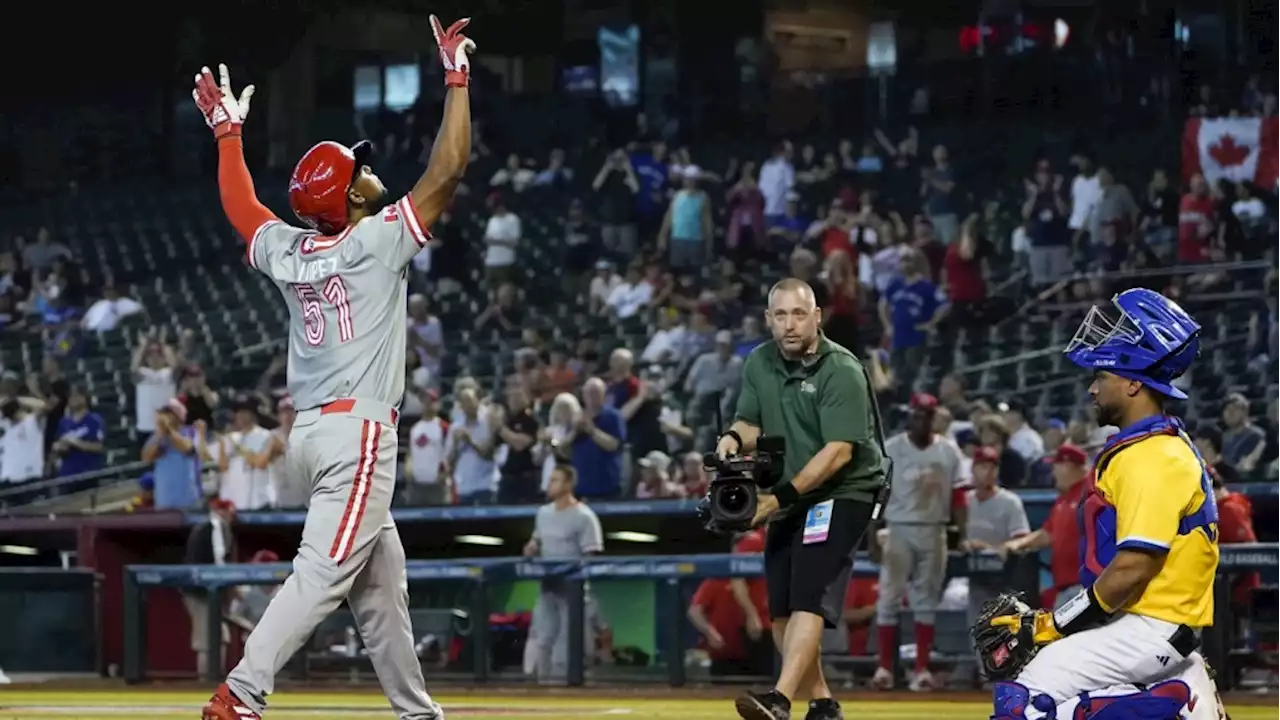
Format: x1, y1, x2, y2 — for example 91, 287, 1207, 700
973, 288, 1228, 719
714, 278, 890, 720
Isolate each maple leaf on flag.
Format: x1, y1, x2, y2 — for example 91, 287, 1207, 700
1208, 134, 1250, 167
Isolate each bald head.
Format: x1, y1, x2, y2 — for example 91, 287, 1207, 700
766, 278, 821, 358
768, 278, 817, 309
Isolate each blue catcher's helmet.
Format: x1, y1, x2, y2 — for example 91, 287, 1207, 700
1064, 288, 1201, 400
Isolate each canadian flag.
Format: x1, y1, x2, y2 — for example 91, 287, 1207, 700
1182, 116, 1278, 190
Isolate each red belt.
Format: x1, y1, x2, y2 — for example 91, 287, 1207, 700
320, 398, 399, 426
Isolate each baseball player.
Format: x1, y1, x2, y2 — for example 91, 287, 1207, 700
191, 15, 476, 720
871, 392, 964, 692
976, 288, 1227, 720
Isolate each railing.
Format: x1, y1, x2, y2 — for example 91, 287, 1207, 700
0, 461, 149, 515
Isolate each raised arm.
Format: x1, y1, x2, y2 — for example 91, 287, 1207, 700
192, 65, 279, 245
408, 16, 475, 230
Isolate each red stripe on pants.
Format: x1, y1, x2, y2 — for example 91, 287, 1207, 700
330, 420, 373, 560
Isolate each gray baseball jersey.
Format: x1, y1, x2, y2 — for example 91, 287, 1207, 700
247, 195, 431, 411
530, 501, 604, 681
881, 432, 964, 524
964, 487, 1030, 548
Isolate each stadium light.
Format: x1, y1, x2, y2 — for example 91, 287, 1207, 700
606, 531, 660, 543
0, 545, 38, 556
454, 534, 505, 546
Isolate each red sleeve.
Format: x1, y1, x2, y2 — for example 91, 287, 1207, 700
1218, 501, 1257, 544
951, 486, 968, 512
217, 136, 281, 263
691, 579, 718, 608
733, 530, 765, 554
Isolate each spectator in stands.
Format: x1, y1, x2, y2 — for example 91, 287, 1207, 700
483, 194, 522, 287
213, 395, 277, 512
256, 351, 288, 397
1177, 173, 1216, 264
879, 250, 945, 397
821, 250, 861, 352
570, 378, 626, 500
937, 373, 969, 426
920, 144, 959, 244
532, 147, 573, 188
735, 316, 765, 358
641, 307, 686, 364
659, 167, 713, 271
588, 261, 622, 316
941, 214, 991, 336
495, 385, 541, 504
1140, 169, 1179, 261
268, 396, 304, 508
767, 191, 809, 251
684, 330, 743, 439
593, 149, 641, 260
404, 389, 448, 506
407, 294, 444, 381
634, 450, 683, 499
1006, 444, 1088, 611
28, 357, 69, 457
524, 463, 605, 682
177, 364, 219, 429
132, 328, 177, 450
1088, 168, 1139, 261
1220, 393, 1267, 475
758, 141, 795, 220
543, 346, 578, 400
1022, 162, 1070, 287
21, 227, 71, 273
630, 141, 670, 240
80, 282, 143, 333
725, 162, 766, 265
182, 497, 236, 677
538, 392, 580, 494
474, 282, 523, 336
0, 396, 47, 484
560, 198, 596, 283
604, 264, 653, 319
1067, 153, 1101, 246
489, 153, 535, 193
978, 415, 1028, 488
51, 386, 104, 478
623, 363, 668, 464
1192, 422, 1241, 485
142, 399, 200, 510
443, 387, 500, 505
998, 399, 1044, 463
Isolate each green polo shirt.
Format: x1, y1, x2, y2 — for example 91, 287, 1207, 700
734, 335, 887, 516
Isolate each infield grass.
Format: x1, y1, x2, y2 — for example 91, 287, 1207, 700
0, 689, 1274, 719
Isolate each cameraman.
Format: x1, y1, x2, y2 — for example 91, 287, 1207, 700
717, 278, 886, 720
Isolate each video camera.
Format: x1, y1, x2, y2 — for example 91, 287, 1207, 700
696, 436, 786, 535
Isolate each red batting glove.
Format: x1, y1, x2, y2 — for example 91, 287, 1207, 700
192, 63, 255, 140
430, 15, 477, 88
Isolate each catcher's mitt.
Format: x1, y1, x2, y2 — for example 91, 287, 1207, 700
971, 593, 1040, 681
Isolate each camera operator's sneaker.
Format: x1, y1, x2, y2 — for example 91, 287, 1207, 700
735, 689, 791, 720
804, 698, 843, 720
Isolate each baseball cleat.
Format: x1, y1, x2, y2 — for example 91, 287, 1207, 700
201, 683, 260, 720
868, 666, 894, 690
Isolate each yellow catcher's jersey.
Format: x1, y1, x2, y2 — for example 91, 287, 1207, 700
1084, 431, 1219, 627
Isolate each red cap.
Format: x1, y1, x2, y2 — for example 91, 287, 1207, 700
1052, 444, 1088, 466
973, 445, 1000, 465
209, 497, 236, 513
910, 392, 939, 411
250, 550, 280, 564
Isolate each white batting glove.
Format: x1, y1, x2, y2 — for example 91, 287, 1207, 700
192, 63, 255, 139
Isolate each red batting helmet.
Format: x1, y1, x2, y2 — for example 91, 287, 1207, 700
288, 140, 374, 234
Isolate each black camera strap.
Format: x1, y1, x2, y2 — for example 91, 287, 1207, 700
857, 362, 894, 522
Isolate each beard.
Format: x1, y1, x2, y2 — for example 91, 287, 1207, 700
358, 188, 391, 217
1094, 399, 1120, 428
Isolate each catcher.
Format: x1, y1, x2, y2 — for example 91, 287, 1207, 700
972, 288, 1228, 720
